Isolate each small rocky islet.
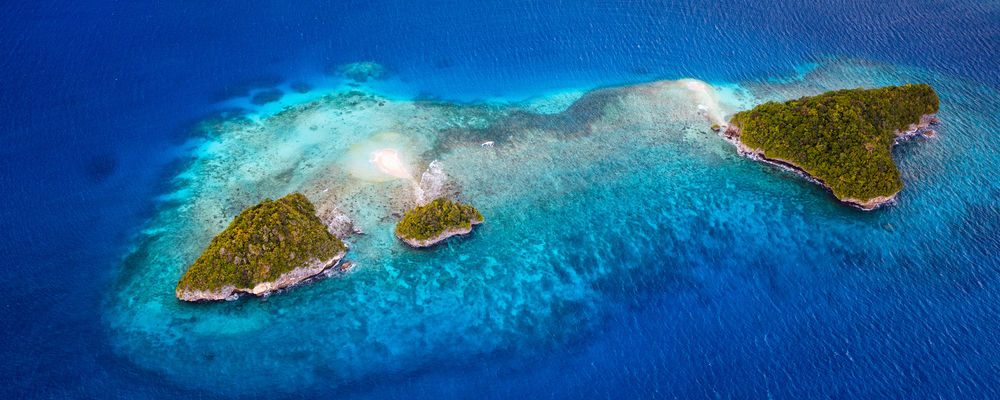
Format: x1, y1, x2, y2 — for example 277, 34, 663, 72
394, 198, 484, 248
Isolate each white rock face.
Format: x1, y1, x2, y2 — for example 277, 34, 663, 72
396, 219, 483, 248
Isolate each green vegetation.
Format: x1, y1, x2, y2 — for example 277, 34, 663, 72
729, 84, 939, 201
395, 198, 483, 241
177, 193, 345, 293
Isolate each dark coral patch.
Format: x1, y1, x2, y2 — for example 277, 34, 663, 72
85, 152, 118, 183
251, 89, 284, 105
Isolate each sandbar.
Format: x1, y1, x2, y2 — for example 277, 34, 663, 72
370, 149, 412, 179
680, 79, 725, 125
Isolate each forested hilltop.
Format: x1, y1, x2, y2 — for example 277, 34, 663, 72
395, 198, 483, 248
727, 84, 939, 207
176, 193, 347, 300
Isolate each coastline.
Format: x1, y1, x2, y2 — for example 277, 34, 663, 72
397, 219, 484, 248
721, 125, 899, 210
175, 250, 347, 301
895, 114, 941, 141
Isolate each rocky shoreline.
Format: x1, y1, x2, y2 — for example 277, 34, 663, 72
723, 124, 897, 210
397, 218, 483, 248
721, 113, 939, 210
894, 114, 941, 141
176, 250, 347, 301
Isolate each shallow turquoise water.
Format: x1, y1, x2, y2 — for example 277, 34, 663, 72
104, 57, 1000, 397
5, 0, 1000, 397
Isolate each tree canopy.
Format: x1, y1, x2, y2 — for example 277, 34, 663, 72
395, 198, 483, 241
729, 84, 939, 201
177, 192, 345, 293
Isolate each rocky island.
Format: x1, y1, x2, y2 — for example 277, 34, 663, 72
724, 84, 940, 209
395, 198, 484, 248
175, 193, 348, 301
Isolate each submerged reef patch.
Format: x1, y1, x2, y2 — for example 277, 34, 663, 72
251, 89, 284, 105
212, 76, 284, 102
84, 152, 118, 183
290, 82, 312, 94
333, 61, 389, 82
487, 87, 624, 139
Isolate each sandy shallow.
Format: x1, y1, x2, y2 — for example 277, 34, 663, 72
370, 148, 412, 179
107, 76, 759, 393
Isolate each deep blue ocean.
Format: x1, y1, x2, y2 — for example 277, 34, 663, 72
3, 0, 1000, 398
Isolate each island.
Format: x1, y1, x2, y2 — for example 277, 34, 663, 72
395, 198, 484, 248
724, 83, 940, 209
175, 192, 348, 301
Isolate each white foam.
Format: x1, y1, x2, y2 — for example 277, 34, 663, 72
416, 160, 447, 205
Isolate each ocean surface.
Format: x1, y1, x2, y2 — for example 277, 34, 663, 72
2, 0, 999, 398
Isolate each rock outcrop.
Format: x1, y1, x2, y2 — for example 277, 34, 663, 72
176, 251, 346, 301
395, 198, 484, 248
398, 221, 484, 248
